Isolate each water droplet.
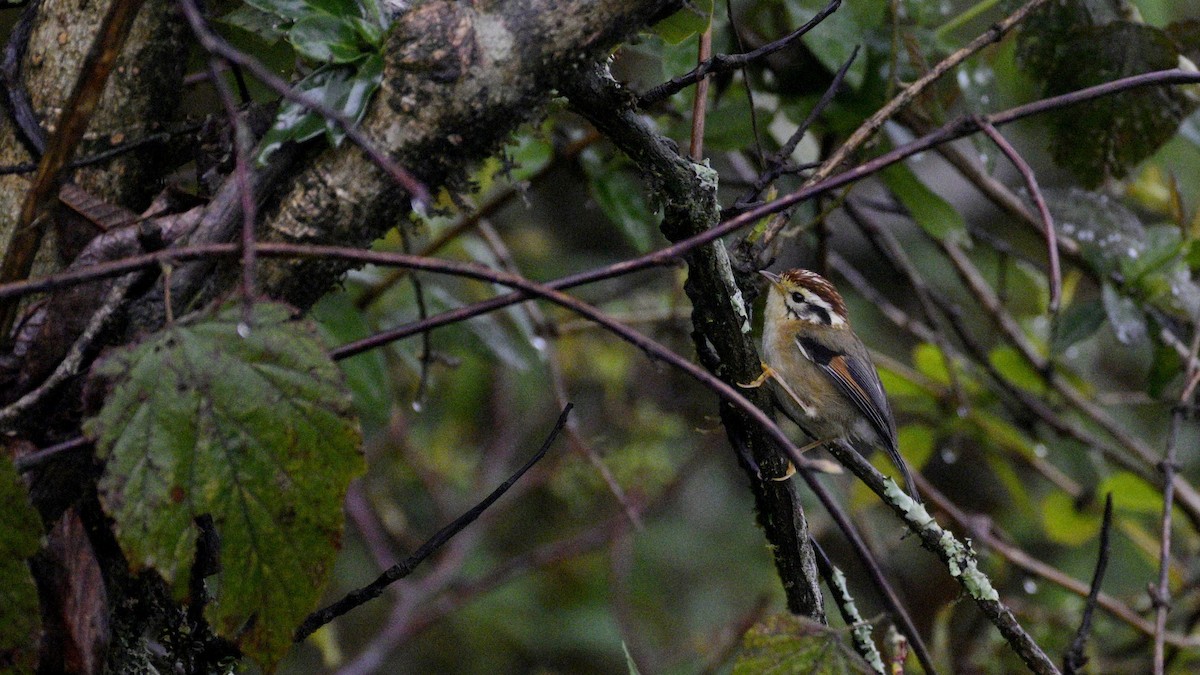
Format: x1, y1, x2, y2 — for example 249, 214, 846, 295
1065, 346, 1080, 360
1126, 247, 1139, 258
411, 400, 423, 413
956, 405, 969, 418
237, 322, 251, 338
1023, 578, 1038, 594
530, 336, 547, 352
940, 448, 958, 464
1033, 443, 1048, 458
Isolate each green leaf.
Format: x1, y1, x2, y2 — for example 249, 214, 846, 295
1101, 283, 1148, 345
1121, 225, 1183, 283
257, 58, 382, 164
245, 0, 309, 21
783, 0, 878, 90
220, 5, 290, 43
989, 345, 1045, 395
1052, 298, 1106, 351
289, 14, 368, 63
1099, 473, 1163, 515
580, 151, 657, 252
881, 164, 969, 245
1148, 342, 1183, 398
734, 613, 873, 674
1029, 22, 1196, 186
0, 456, 41, 674
897, 423, 935, 470
1041, 491, 1102, 546
650, 0, 712, 44
912, 342, 952, 385
83, 303, 364, 669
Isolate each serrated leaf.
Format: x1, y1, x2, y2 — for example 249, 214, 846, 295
881, 164, 969, 245
0, 456, 41, 674
733, 613, 873, 675
83, 303, 364, 669
1035, 22, 1195, 186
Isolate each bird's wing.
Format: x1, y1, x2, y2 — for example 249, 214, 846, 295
796, 333, 920, 500
794, 335, 897, 453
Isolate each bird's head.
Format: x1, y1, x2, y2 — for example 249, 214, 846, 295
760, 268, 849, 328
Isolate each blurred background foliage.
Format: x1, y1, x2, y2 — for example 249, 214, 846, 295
207, 0, 1200, 671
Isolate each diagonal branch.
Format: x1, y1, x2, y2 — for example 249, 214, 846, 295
294, 403, 573, 641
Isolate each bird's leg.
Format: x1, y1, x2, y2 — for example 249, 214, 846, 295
738, 361, 777, 388
741, 363, 832, 481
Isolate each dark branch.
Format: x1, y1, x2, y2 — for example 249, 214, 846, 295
639, 0, 842, 107
293, 403, 573, 641
1063, 493, 1113, 674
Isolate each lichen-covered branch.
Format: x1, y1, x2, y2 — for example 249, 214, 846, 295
563, 62, 825, 620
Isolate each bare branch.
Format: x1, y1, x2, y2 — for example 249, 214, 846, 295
294, 403, 573, 641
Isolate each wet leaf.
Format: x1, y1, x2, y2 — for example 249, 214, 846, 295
733, 613, 873, 674
84, 303, 364, 669
881, 164, 969, 245
1023, 20, 1195, 186
1101, 283, 1148, 345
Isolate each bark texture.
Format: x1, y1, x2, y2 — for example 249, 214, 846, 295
253, 0, 681, 309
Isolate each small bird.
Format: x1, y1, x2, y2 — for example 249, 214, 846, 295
746, 268, 919, 501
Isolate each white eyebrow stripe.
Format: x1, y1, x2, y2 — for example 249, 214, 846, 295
799, 289, 846, 327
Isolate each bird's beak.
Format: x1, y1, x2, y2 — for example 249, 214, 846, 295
758, 270, 782, 287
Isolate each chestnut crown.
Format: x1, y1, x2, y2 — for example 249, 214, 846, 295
761, 268, 849, 327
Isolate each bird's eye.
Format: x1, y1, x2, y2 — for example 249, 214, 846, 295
790, 292, 804, 304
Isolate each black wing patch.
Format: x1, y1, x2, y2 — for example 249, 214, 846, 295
795, 335, 897, 452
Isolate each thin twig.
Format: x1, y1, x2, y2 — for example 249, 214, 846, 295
729, 46, 859, 216
976, 118, 1061, 312
294, 403, 573, 641
639, 0, 843, 107
1063, 493, 1113, 674
206, 57, 258, 329
0, 273, 139, 427
688, 24, 713, 161
13, 436, 91, 473
1154, 327, 1199, 670
475, 220, 644, 528
802, 0, 1046, 184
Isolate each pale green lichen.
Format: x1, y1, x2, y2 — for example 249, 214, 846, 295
831, 566, 885, 674
883, 478, 935, 529
938, 531, 1000, 602
713, 243, 751, 333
